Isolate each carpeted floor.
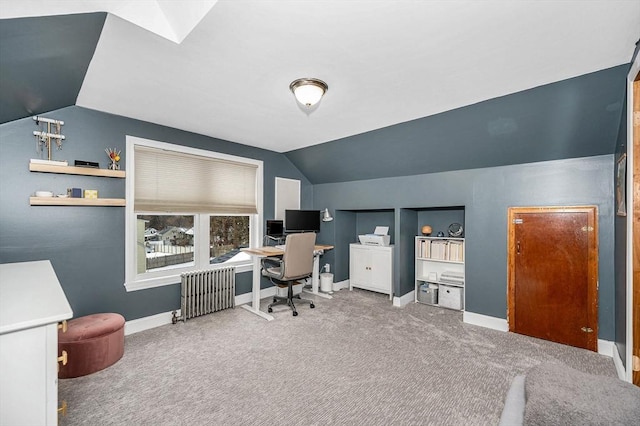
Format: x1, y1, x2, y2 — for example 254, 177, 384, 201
59, 288, 617, 425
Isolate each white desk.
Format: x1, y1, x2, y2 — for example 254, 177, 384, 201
241, 244, 333, 320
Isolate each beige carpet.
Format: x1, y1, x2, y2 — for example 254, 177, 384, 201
59, 288, 617, 425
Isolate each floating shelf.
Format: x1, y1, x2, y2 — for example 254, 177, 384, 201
29, 163, 125, 178
30, 197, 125, 207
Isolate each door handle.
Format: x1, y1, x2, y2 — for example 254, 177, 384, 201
516, 242, 521, 254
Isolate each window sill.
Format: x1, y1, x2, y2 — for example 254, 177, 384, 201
124, 262, 253, 292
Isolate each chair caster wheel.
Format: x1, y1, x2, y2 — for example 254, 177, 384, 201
268, 307, 273, 313
293, 311, 298, 316
310, 303, 315, 309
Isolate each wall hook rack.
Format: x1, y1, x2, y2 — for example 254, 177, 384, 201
32, 115, 65, 161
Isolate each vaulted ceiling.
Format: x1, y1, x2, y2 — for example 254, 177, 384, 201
1, 1, 639, 183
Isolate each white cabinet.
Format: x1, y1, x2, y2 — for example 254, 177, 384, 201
0, 261, 73, 425
349, 243, 393, 299
415, 237, 465, 310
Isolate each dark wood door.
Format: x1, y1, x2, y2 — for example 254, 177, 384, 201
508, 207, 598, 351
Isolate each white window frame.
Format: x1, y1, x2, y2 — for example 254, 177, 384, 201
124, 136, 263, 292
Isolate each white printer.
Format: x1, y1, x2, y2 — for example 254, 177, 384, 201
358, 226, 391, 246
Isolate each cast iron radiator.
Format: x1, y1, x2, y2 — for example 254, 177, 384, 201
172, 267, 236, 323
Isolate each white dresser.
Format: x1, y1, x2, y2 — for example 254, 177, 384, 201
0, 260, 73, 426
349, 243, 393, 299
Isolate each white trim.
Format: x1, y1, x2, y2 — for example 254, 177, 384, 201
124, 310, 177, 335
463, 311, 509, 332
612, 341, 626, 380
124, 135, 263, 292
235, 286, 276, 306
332, 279, 350, 292
625, 52, 639, 383
597, 339, 614, 358
394, 290, 415, 307
125, 287, 277, 334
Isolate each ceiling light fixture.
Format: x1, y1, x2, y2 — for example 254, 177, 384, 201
289, 78, 328, 108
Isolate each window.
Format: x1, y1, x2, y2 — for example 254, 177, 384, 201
125, 136, 263, 291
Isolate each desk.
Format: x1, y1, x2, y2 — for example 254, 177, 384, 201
241, 244, 334, 320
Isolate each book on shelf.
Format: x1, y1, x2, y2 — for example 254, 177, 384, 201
418, 238, 464, 262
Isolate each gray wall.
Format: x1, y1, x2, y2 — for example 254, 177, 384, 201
0, 106, 311, 320
313, 155, 616, 340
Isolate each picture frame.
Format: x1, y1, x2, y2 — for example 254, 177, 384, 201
616, 153, 627, 216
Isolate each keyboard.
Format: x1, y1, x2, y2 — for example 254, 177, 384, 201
275, 244, 286, 250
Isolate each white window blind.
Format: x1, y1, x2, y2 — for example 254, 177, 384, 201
134, 145, 258, 214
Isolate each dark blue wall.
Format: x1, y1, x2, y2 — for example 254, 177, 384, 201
287, 65, 627, 184
0, 106, 311, 320
313, 155, 616, 340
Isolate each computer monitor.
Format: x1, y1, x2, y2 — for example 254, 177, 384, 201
266, 220, 284, 237
284, 210, 321, 233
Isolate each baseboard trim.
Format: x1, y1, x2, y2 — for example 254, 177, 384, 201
463, 311, 509, 332
610, 342, 626, 380
125, 288, 279, 335
235, 287, 276, 306
125, 310, 177, 335
332, 279, 349, 291
394, 290, 415, 307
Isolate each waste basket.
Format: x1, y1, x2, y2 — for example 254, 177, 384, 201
320, 273, 334, 292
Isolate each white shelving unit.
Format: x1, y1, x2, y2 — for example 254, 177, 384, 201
415, 236, 465, 310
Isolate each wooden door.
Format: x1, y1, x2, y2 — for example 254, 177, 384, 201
507, 206, 598, 351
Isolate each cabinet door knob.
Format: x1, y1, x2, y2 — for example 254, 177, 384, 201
58, 350, 68, 366
58, 400, 68, 417
58, 320, 68, 333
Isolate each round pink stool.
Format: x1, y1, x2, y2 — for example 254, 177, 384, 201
58, 313, 125, 379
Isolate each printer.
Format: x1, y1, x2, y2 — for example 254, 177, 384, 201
358, 226, 391, 246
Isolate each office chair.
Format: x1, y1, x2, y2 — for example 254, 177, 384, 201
261, 232, 316, 316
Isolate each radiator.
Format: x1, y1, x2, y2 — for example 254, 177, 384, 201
173, 267, 236, 323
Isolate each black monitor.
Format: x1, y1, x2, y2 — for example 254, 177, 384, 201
284, 209, 321, 233
266, 220, 284, 237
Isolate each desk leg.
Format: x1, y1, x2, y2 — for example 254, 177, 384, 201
240, 256, 274, 321
302, 253, 332, 300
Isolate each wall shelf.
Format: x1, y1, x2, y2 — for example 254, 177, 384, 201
30, 197, 125, 207
29, 163, 125, 178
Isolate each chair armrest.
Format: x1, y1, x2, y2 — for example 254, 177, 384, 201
261, 257, 284, 279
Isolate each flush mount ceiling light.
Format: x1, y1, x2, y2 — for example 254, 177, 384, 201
289, 78, 328, 108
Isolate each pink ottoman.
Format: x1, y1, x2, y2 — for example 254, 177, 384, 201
58, 313, 125, 379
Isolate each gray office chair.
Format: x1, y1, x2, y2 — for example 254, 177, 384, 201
261, 232, 316, 316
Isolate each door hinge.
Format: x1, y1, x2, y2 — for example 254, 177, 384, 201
581, 226, 594, 232
633, 355, 640, 372
513, 218, 523, 224
580, 326, 594, 333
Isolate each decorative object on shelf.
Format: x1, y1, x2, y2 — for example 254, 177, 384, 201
35, 191, 53, 198
68, 188, 82, 198
421, 225, 432, 236
448, 223, 464, 237
32, 116, 65, 162
290, 78, 328, 108
74, 160, 99, 168
321, 208, 334, 222
84, 190, 98, 199
436, 231, 445, 237
105, 148, 121, 170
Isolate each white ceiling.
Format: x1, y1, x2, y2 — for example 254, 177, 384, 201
3, 1, 639, 153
